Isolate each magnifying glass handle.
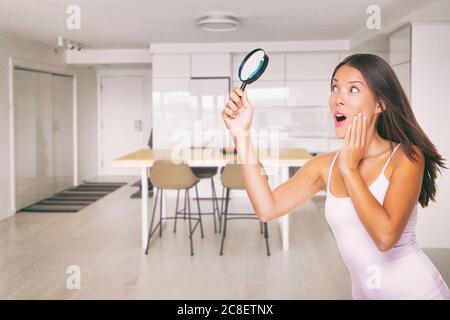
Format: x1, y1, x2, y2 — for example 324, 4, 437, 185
240, 82, 247, 91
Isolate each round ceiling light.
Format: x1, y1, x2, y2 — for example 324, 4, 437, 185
197, 15, 240, 32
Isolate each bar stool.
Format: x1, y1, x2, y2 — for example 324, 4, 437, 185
145, 160, 204, 256
219, 163, 271, 256
175, 167, 221, 233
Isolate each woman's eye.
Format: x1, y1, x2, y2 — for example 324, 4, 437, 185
331, 85, 338, 92
350, 86, 359, 93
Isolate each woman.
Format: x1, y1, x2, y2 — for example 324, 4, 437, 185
221, 53, 450, 300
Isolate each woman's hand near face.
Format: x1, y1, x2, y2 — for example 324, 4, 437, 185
338, 113, 367, 173
222, 87, 254, 137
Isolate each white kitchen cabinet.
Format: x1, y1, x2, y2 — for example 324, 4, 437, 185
289, 106, 333, 137
287, 138, 341, 155
152, 78, 191, 148
232, 53, 285, 81
151, 50, 345, 154
288, 138, 329, 154
152, 77, 230, 149
152, 54, 190, 78
286, 52, 339, 80
191, 53, 231, 77
286, 80, 331, 106
189, 78, 229, 148
232, 80, 287, 107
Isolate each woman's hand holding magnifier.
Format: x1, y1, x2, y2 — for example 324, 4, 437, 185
222, 48, 269, 138
222, 87, 254, 137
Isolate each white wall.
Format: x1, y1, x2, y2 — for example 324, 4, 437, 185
0, 32, 97, 221
390, 25, 411, 99
411, 23, 450, 248
348, 35, 390, 63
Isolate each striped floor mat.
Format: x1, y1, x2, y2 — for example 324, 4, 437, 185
20, 182, 127, 213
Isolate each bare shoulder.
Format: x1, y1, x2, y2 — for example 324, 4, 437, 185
304, 150, 338, 169
390, 144, 425, 177
393, 144, 425, 166
301, 151, 339, 188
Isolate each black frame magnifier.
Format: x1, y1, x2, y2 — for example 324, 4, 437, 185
238, 48, 269, 91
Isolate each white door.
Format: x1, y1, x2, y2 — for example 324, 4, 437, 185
100, 73, 147, 175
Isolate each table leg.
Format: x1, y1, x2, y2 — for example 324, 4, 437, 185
278, 167, 290, 251
141, 166, 149, 249
267, 166, 290, 251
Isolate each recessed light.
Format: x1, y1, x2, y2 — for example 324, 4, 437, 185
197, 15, 239, 32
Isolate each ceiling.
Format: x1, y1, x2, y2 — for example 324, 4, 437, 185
0, 0, 437, 49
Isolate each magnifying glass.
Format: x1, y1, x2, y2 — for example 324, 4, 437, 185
238, 48, 269, 91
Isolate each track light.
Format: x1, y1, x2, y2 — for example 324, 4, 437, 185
56, 36, 84, 51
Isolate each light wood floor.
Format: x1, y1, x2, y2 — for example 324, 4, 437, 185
0, 176, 449, 299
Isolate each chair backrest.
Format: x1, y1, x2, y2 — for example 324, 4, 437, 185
191, 166, 218, 178
220, 163, 268, 190
150, 160, 199, 189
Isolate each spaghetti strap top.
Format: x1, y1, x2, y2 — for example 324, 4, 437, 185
327, 143, 402, 196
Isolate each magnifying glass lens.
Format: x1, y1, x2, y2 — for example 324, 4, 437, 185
238, 48, 269, 90
241, 51, 265, 81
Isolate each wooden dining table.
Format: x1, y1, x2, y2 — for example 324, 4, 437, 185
112, 147, 313, 251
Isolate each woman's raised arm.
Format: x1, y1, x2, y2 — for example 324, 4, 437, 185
222, 87, 326, 221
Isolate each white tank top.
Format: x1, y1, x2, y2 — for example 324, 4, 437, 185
325, 143, 420, 261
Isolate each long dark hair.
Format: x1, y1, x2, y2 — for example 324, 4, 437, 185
331, 53, 446, 208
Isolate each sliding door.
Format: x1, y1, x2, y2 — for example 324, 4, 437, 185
52, 74, 74, 192
14, 69, 74, 211
14, 69, 54, 209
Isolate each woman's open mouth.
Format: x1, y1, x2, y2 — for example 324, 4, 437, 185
334, 112, 348, 128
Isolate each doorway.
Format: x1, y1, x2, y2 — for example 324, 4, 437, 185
98, 70, 151, 175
